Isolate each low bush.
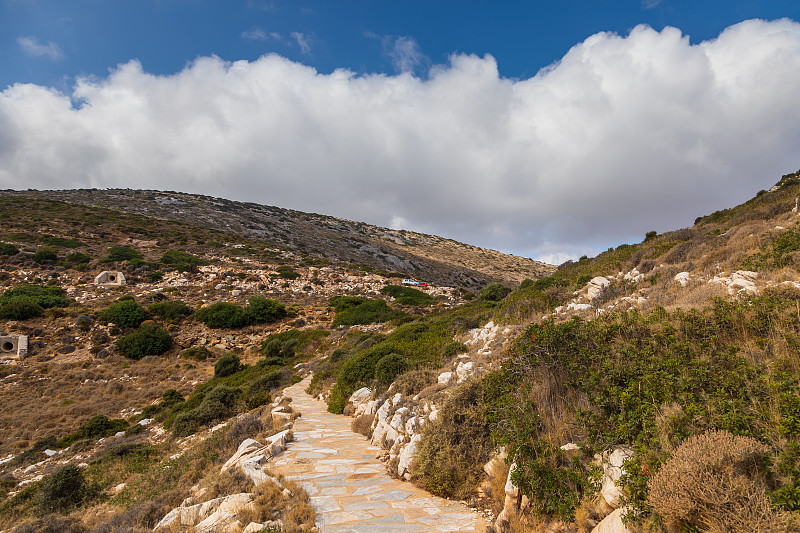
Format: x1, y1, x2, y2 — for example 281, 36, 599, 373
32, 249, 58, 264
0, 284, 70, 309
329, 296, 407, 327
115, 324, 172, 360
352, 414, 374, 437
65, 251, 91, 265
160, 250, 208, 272
0, 242, 19, 256
58, 415, 128, 448
103, 246, 142, 263
648, 430, 779, 532
374, 353, 408, 385
181, 346, 212, 361
276, 265, 300, 279
101, 299, 148, 328
414, 379, 491, 499
381, 285, 435, 306
196, 302, 251, 328
0, 300, 42, 320
247, 296, 286, 323
214, 353, 242, 378
37, 465, 87, 514
147, 300, 192, 323
172, 385, 241, 437
42, 236, 82, 248
478, 283, 512, 303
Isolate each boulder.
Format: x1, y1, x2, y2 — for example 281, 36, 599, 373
591, 508, 631, 533
674, 272, 690, 286
600, 448, 634, 509
349, 386, 372, 414
437, 371, 454, 385
586, 277, 611, 300
195, 493, 254, 532
397, 433, 422, 480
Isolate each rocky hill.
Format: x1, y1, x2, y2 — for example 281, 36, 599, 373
0, 189, 553, 289
2, 168, 800, 533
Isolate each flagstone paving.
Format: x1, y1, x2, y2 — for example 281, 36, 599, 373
271, 377, 486, 533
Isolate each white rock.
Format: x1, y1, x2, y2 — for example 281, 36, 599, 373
586, 277, 611, 300
674, 272, 690, 286
397, 433, 422, 480
504, 462, 519, 497
601, 448, 634, 509
437, 371, 453, 385
591, 508, 632, 533
243, 523, 265, 533
560, 443, 581, 459
456, 361, 474, 383
349, 387, 372, 416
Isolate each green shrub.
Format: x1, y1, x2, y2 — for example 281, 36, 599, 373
478, 283, 511, 302
32, 249, 58, 263
0, 242, 19, 256
103, 246, 142, 263
65, 251, 91, 264
101, 299, 148, 328
42, 236, 82, 248
148, 300, 192, 323
215, 353, 242, 378
247, 296, 286, 323
443, 341, 468, 358
329, 297, 407, 326
259, 329, 329, 362
181, 346, 212, 361
160, 250, 208, 272
0, 300, 42, 320
249, 369, 287, 394
172, 385, 241, 437
0, 284, 70, 309
276, 265, 300, 279
195, 302, 251, 328
161, 389, 184, 408
381, 285, 435, 306
115, 324, 172, 360
37, 464, 86, 513
58, 415, 128, 448
374, 353, 408, 385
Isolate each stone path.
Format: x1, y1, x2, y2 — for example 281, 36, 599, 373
271, 377, 485, 533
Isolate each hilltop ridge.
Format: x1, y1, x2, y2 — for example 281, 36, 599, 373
0, 189, 554, 289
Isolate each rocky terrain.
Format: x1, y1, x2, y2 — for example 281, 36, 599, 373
0, 189, 554, 289
2, 168, 800, 533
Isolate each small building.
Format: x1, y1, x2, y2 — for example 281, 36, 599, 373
0, 335, 28, 360
95, 271, 126, 287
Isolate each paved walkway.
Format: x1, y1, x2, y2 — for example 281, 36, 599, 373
271, 377, 484, 533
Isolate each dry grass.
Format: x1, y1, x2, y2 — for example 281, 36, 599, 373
647, 430, 783, 533
351, 413, 374, 437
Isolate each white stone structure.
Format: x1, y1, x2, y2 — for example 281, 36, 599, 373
0, 335, 28, 359
94, 271, 126, 287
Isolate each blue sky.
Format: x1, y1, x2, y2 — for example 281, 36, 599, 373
2, 1, 800, 263
4, 1, 799, 88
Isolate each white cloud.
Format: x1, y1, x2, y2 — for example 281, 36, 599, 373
642, 0, 665, 9
389, 36, 425, 73
242, 28, 268, 41
17, 36, 64, 61
290, 32, 312, 55
2, 19, 800, 262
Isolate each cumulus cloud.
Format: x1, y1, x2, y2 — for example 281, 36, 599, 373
241, 28, 269, 41
17, 36, 64, 61
2, 19, 800, 261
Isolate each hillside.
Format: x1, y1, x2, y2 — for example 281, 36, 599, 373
2, 168, 800, 533
0, 189, 553, 289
